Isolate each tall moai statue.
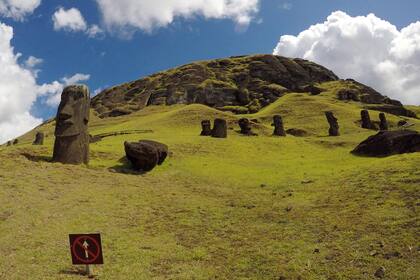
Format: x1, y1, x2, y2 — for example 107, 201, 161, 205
211, 118, 227, 138
361, 110, 374, 129
272, 115, 286, 136
200, 120, 212, 136
325, 111, 339, 136
33, 132, 44, 145
53, 85, 90, 164
379, 113, 389, 131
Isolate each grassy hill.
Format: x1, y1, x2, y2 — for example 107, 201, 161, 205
1, 80, 419, 279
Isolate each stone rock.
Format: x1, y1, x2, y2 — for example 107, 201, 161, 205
367, 105, 417, 118
211, 118, 227, 138
337, 88, 360, 101
138, 140, 168, 165
238, 118, 256, 136
33, 132, 44, 145
286, 128, 309, 137
124, 141, 159, 172
52, 85, 90, 165
272, 115, 286, 136
374, 267, 385, 278
200, 120, 212, 136
379, 113, 389, 131
351, 130, 420, 157
325, 111, 339, 136
298, 84, 325, 95
361, 110, 376, 130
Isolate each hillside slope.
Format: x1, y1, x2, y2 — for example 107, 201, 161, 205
1, 78, 419, 279
91, 54, 416, 119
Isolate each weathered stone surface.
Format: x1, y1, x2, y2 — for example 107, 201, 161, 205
238, 118, 256, 136
33, 132, 44, 145
211, 118, 227, 138
325, 111, 339, 136
366, 104, 417, 118
361, 110, 375, 130
92, 55, 339, 118
379, 113, 389, 131
298, 84, 325, 95
53, 85, 90, 165
337, 88, 360, 101
351, 130, 420, 157
272, 115, 286, 136
124, 141, 159, 171
138, 140, 168, 165
200, 120, 212, 136
286, 128, 309, 137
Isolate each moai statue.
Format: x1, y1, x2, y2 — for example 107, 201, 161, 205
379, 113, 389, 131
361, 110, 374, 129
200, 120, 212, 136
53, 85, 90, 164
325, 111, 339, 136
7, 141, 11, 146
211, 118, 227, 138
33, 132, 44, 145
13, 139, 18, 145
238, 118, 256, 135
272, 115, 286, 136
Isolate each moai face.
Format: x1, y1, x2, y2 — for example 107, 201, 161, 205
55, 85, 90, 137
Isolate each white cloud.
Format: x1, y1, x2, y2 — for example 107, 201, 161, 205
38, 73, 91, 106
95, 0, 260, 34
273, 11, 420, 105
0, 21, 91, 144
0, 22, 41, 144
280, 2, 292, 10
52, 7, 87, 32
52, 7, 104, 38
0, 0, 41, 20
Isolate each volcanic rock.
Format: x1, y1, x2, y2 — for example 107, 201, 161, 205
361, 110, 376, 130
124, 141, 159, 171
52, 85, 90, 165
351, 130, 420, 157
238, 118, 256, 136
212, 118, 227, 138
33, 132, 44, 145
272, 115, 286, 136
325, 111, 339, 136
379, 113, 389, 131
200, 120, 212, 136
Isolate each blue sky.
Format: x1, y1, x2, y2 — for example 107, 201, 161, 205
0, 0, 419, 143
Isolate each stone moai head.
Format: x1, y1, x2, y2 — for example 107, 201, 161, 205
325, 111, 339, 136
53, 85, 90, 165
272, 115, 286, 136
238, 118, 251, 134
33, 132, 44, 145
379, 113, 389, 131
200, 120, 212, 136
55, 85, 90, 138
361, 110, 373, 129
211, 118, 227, 138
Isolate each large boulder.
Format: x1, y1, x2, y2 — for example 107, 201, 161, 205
138, 140, 168, 165
351, 130, 420, 157
124, 142, 158, 171
52, 85, 90, 165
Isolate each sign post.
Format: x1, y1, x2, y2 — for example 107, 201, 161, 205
69, 234, 104, 278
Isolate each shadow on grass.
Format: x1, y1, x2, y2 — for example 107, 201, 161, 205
21, 152, 52, 163
58, 267, 88, 276
108, 156, 147, 175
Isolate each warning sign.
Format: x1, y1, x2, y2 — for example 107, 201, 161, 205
69, 234, 104, 265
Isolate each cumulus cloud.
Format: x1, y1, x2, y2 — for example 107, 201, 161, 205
95, 0, 260, 34
52, 7, 104, 38
0, 21, 91, 144
0, 22, 41, 144
273, 11, 420, 105
38, 73, 91, 106
0, 0, 40, 20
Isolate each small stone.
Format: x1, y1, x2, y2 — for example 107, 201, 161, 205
260, 184, 267, 188
313, 248, 320, 253
374, 267, 385, 278
285, 206, 293, 212
384, 251, 401, 259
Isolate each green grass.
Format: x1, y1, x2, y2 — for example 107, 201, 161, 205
0, 88, 419, 279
